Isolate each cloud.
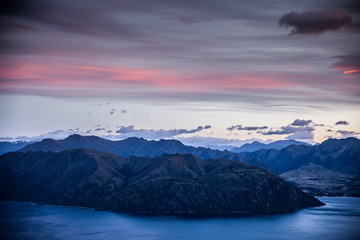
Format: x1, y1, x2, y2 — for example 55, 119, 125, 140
259, 124, 315, 141
227, 125, 268, 131
0, 0, 359, 114
332, 54, 360, 75
115, 125, 135, 134
291, 119, 312, 126
260, 125, 314, 135
279, 8, 353, 35
94, 128, 106, 131
114, 125, 211, 139
109, 109, 115, 115
0, 0, 139, 38
179, 16, 216, 24
120, 110, 127, 114
12, 129, 84, 141
176, 136, 263, 149
337, 130, 360, 138
0, 136, 15, 141
335, 120, 350, 125
285, 131, 314, 140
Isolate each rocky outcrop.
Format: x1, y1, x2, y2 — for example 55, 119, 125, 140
0, 149, 323, 215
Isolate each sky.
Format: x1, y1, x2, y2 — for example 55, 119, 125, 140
0, 0, 359, 147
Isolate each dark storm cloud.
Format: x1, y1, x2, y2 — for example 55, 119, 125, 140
340, 0, 360, 15
115, 125, 211, 139
227, 125, 268, 131
279, 8, 353, 35
335, 120, 350, 125
291, 119, 312, 126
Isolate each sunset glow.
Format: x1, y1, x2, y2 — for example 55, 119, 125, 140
0, 0, 359, 146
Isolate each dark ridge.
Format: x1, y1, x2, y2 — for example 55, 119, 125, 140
0, 149, 324, 215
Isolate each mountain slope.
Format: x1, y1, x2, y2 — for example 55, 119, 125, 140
231, 140, 310, 153
0, 141, 34, 156
0, 149, 323, 215
18, 135, 360, 176
245, 138, 360, 196
245, 137, 360, 175
279, 163, 359, 196
18, 134, 258, 165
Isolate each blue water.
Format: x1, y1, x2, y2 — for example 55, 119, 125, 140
1, 197, 359, 240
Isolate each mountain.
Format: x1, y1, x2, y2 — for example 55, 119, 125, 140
279, 163, 359, 196
245, 138, 360, 196
18, 135, 360, 176
245, 137, 360, 175
18, 134, 258, 165
0, 149, 323, 215
17, 135, 360, 196
231, 140, 310, 153
0, 141, 34, 156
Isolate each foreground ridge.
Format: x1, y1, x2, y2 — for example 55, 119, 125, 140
0, 149, 323, 215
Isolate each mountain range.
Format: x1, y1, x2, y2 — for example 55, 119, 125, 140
17, 134, 260, 166
0, 149, 323, 215
16, 135, 360, 196
244, 138, 360, 196
230, 140, 310, 153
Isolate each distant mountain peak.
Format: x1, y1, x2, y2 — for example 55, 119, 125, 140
40, 138, 59, 143
231, 139, 310, 153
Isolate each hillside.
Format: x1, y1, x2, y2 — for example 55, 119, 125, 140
245, 138, 360, 196
0, 149, 323, 215
17, 135, 360, 196
245, 137, 360, 175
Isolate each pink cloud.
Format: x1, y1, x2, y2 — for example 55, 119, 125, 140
333, 66, 360, 75
0, 60, 302, 92
1, 58, 359, 102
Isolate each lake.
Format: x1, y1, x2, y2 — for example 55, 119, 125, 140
1, 197, 359, 240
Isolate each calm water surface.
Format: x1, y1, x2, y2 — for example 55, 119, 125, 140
1, 197, 359, 240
